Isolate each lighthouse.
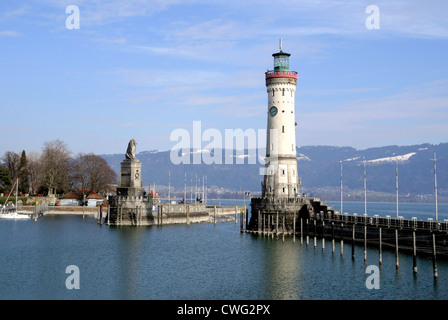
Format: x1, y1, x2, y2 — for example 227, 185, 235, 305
262, 39, 300, 199
248, 41, 333, 233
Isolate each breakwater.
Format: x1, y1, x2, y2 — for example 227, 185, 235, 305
107, 195, 237, 226
244, 207, 448, 277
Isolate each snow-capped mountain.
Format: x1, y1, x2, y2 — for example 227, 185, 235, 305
101, 143, 447, 199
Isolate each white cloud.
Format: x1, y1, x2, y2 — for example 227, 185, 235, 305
297, 79, 448, 148
34, 0, 187, 23
0, 30, 22, 37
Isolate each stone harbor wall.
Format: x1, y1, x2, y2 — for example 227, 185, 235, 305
107, 196, 217, 226
107, 140, 237, 226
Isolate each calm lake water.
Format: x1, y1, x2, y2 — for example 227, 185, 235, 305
1, 201, 447, 300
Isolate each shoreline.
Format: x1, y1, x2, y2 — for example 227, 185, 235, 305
18, 206, 98, 215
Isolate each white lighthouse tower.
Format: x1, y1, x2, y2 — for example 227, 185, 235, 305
262, 39, 300, 199
248, 41, 329, 233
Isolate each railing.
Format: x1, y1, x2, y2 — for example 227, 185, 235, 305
315, 211, 448, 232
265, 70, 297, 79
251, 197, 305, 204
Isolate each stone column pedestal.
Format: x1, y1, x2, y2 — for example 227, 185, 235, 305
117, 159, 144, 197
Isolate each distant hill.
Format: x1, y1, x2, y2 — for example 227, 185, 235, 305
100, 143, 448, 202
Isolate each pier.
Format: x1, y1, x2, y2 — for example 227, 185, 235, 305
244, 208, 448, 278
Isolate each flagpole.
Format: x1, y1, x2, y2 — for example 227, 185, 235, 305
434, 153, 438, 222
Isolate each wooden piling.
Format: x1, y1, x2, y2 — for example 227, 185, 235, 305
300, 218, 303, 244
395, 229, 399, 269
331, 222, 335, 254
364, 225, 367, 261
340, 223, 344, 256
306, 219, 309, 246
412, 230, 417, 273
118, 205, 121, 226
293, 212, 296, 242
322, 220, 325, 238
432, 233, 438, 279
322, 221, 325, 251
352, 224, 355, 259
263, 213, 266, 236
240, 209, 243, 232
282, 214, 285, 242
276, 211, 279, 238
379, 227, 382, 265
314, 219, 317, 248
266, 214, 269, 237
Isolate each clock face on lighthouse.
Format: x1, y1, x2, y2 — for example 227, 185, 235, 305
269, 106, 278, 117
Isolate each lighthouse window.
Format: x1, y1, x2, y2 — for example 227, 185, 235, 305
282, 169, 285, 176
272, 90, 275, 97
282, 125, 285, 133
282, 89, 285, 96
283, 188, 286, 193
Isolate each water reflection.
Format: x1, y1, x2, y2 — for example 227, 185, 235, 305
113, 226, 147, 299
2, 209, 447, 300
259, 236, 302, 299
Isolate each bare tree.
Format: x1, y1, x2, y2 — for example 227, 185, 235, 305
71, 153, 117, 201
27, 151, 41, 195
40, 140, 72, 195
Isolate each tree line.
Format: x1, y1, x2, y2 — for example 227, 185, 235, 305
0, 139, 117, 200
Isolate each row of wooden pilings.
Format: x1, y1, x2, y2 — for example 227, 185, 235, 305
241, 210, 441, 279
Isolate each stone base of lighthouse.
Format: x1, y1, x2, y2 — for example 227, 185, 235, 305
247, 197, 336, 233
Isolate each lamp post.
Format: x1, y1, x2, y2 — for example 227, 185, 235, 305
340, 161, 343, 215
434, 153, 438, 222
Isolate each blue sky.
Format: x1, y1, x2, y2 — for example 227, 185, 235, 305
1, 0, 447, 156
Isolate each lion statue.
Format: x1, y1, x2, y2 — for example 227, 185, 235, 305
125, 139, 137, 160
